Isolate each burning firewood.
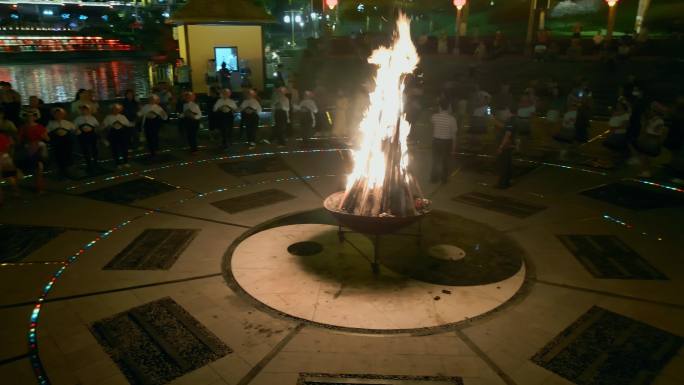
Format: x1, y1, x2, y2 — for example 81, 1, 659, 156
337, 13, 428, 218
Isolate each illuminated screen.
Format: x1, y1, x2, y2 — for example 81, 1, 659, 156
214, 47, 239, 72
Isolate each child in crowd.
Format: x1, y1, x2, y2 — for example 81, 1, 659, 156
213, 88, 238, 148
181, 92, 202, 153
102, 104, 134, 168
73, 104, 100, 173
138, 95, 168, 158
0, 123, 19, 204
18, 108, 48, 193
240, 89, 262, 149
46, 108, 75, 177
635, 103, 668, 178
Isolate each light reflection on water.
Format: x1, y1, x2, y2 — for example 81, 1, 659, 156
0, 60, 151, 104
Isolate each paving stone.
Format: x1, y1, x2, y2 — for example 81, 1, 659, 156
90, 297, 231, 385
211, 189, 296, 214
557, 235, 666, 280
581, 181, 684, 210
219, 156, 289, 176
103, 229, 199, 270
532, 306, 682, 385
453, 192, 547, 218
81, 178, 176, 204
0, 224, 66, 263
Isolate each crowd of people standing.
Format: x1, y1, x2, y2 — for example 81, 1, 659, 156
0, 78, 329, 205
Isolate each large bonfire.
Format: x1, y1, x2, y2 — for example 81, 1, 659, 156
338, 13, 427, 218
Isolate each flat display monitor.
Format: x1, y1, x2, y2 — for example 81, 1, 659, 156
214, 47, 239, 72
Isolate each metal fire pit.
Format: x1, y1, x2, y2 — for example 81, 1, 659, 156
324, 191, 430, 273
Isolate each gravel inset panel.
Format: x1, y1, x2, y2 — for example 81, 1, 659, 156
81, 178, 176, 204
581, 181, 684, 210
298, 373, 463, 385
219, 156, 289, 176
104, 229, 199, 270
532, 306, 682, 385
558, 234, 666, 280
211, 188, 296, 214
134, 153, 182, 166
0, 224, 66, 263
91, 297, 231, 385
453, 191, 547, 218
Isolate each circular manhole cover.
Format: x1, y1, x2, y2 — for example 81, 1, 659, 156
287, 241, 324, 256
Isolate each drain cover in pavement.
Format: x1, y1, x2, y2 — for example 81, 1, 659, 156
104, 229, 199, 270
211, 189, 295, 214
532, 306, 681, 385
558, 234, 666, 280
581, 181, 684, 210
81, 178, 176, 204
0, 224, 66, 263
91, 297, 231, 385
219, 156, 289, 176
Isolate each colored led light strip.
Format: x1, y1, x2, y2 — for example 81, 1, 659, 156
25, 173, 336, 384
631, 178, 684, 194
602, 213, 664, 241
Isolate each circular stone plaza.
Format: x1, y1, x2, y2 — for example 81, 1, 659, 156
1, 137, 682, 385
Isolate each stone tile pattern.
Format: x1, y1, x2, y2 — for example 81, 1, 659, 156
81, 178, 176, 204
558, 235, 666, 280
219, 156, 289, 176
91, 297, 231, 385
453, 192, 547, 218
0, 224, 65, 263
532, 306, 682, 385
104, 229, 199, 270
298, 373, 463, 384
211, 188, 296, 214
581, 181, 684, 210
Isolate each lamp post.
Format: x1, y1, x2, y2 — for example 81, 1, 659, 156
453, 0, 466, 36
605, 0, 619, 42
325, 0, 339, 29
453, 0, 467, 55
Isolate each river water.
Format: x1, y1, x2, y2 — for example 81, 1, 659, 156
0, 60, 152, 104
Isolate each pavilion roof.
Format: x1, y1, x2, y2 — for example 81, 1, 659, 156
169, 0, 275, 25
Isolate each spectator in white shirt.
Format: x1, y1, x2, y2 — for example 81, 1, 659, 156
430, 99, 458, 184
298, 90, 318, 141
603, 98, 631, 162
46, 107, 76, 177
73, 104, 100, 173
181, 92, 202, 153
213, 89, 238, 148
103, 103, 134, 167
271, 87, 290, 146
635, 103, 668, 177
240, 89, 262, 148
138, 94, 168, 157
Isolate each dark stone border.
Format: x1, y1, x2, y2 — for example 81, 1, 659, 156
297, 372, 464, 384
221, 207, 537, 336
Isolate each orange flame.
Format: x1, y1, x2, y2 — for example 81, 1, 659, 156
344, 13, 419, 194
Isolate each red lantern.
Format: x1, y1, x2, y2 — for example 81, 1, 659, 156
453, 0, 467, 10
605, 0, 618, 6
326, 0, 338, 10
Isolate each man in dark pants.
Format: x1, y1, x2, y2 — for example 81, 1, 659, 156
494, 110, 515, 188
430, 99, 458, 184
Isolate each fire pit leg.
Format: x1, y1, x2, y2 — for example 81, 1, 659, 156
372, 235, 380, 275
337, 225, 345, 242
